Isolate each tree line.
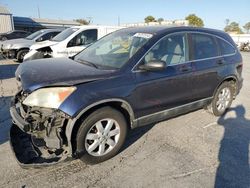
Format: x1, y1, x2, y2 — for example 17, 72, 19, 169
224, 19, 250, 34
74, 15, 250, 34
144, 14, 204, 27
144, 15, 250, 34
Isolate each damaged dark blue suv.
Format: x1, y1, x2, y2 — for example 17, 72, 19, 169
10, 26, 243, 167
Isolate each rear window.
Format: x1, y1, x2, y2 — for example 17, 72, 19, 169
191, 33, 218, 60
217, 38, 236, 55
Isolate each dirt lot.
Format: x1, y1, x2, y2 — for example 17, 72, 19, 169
0, 53, 249, 188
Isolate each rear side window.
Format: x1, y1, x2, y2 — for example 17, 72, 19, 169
191, 33, 218, 60
217, 38, 236, 55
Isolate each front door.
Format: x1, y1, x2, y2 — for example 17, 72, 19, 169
134, 33, 194, 118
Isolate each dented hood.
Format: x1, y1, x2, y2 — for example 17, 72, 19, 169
30, 40, 58, 50
15, 58, 116, 92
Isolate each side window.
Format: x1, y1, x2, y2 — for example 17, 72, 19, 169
218, 38, 236, 55
144, 33, 187, 65
67, 29, 97, 47
36, 32, 60, 42
191, 33, 218, 60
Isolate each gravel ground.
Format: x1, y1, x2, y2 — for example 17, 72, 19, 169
0, 53, 249, 188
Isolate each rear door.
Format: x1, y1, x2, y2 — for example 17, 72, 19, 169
190, 33, 222, 101
134, 33, 194, 117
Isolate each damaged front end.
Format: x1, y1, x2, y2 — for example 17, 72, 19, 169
10, 91, 72, 167
23, 47, 52, 62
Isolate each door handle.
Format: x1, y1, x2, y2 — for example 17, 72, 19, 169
180, 66, 192, 72
217, 59, 226, 65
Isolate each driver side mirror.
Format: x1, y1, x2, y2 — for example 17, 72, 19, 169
139, 60, 166, 71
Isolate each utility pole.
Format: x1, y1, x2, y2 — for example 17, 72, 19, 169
37, 4, 41, 18
118, 16, 120, 26
87, 17, 93, 24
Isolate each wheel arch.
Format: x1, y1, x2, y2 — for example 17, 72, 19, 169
66, 99, 135, 156
16, 48, 30, 58
17, 47, 30, 53
213, 75, 238, 98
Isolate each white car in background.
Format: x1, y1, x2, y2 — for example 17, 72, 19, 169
24, 25, 124, 61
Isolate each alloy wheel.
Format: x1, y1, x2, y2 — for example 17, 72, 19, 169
85, 118, 120, 157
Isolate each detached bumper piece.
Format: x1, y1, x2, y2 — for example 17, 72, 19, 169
10, 125, 68, 168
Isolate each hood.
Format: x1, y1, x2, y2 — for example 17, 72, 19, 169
15, 58, 116, 92
30, 40, 58, 50
0, 32, 8, 36
2, 38, 31, 45
2, 38, 34, 49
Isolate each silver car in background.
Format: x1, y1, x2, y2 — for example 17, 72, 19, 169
0, 29, 63, 62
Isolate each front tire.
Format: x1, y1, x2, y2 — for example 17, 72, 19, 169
1, 37, 7, 41
16, 49, 29, 62
206, 82, 234, 116
76, 107, 128, 164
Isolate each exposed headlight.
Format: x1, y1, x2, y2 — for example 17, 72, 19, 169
23, 87, 76, 109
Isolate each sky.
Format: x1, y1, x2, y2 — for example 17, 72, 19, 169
0, 0, 249, 30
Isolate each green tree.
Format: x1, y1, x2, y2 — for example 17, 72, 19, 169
157, 18, 164, 24
224, 22, 243, 34
185, 14, 204, 27
144, 16, 156, 23
74, 19, 89, 25
243, 22, 250, 33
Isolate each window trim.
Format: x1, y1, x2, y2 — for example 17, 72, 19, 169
216, 37, 237, 56
132, 31, 237, 73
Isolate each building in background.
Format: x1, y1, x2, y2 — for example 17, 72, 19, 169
0, 5, 14, 33
0, 5, 80, 33
122, 19, 189, 27
13, 17, 80, 32
229, 34, 250, 46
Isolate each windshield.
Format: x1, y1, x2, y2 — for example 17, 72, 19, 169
51, 28, 79, 42
26, 30, 43, 40
75, 30, 153, 69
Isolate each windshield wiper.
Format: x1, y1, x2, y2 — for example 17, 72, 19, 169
76, 59, 99, 69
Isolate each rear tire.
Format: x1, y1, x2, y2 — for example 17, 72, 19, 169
16, 49, 29, 62
206, 82, 234, 116
76, 107, 128, 164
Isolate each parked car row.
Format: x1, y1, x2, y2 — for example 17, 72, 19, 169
0, 26, 123, 62
9, 26, 243, 167
0, 29, 62, 62
24, 26, 123, 61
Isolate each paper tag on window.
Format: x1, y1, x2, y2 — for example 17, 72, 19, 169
133, 33, 153, 39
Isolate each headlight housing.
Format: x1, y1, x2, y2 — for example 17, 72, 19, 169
23, 87, 76, 109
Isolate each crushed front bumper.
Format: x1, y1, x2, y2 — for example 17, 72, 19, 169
9, 125, 67, 168
9, 94, 71, 168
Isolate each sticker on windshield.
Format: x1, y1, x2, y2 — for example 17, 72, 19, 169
133, 33, 153, 39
